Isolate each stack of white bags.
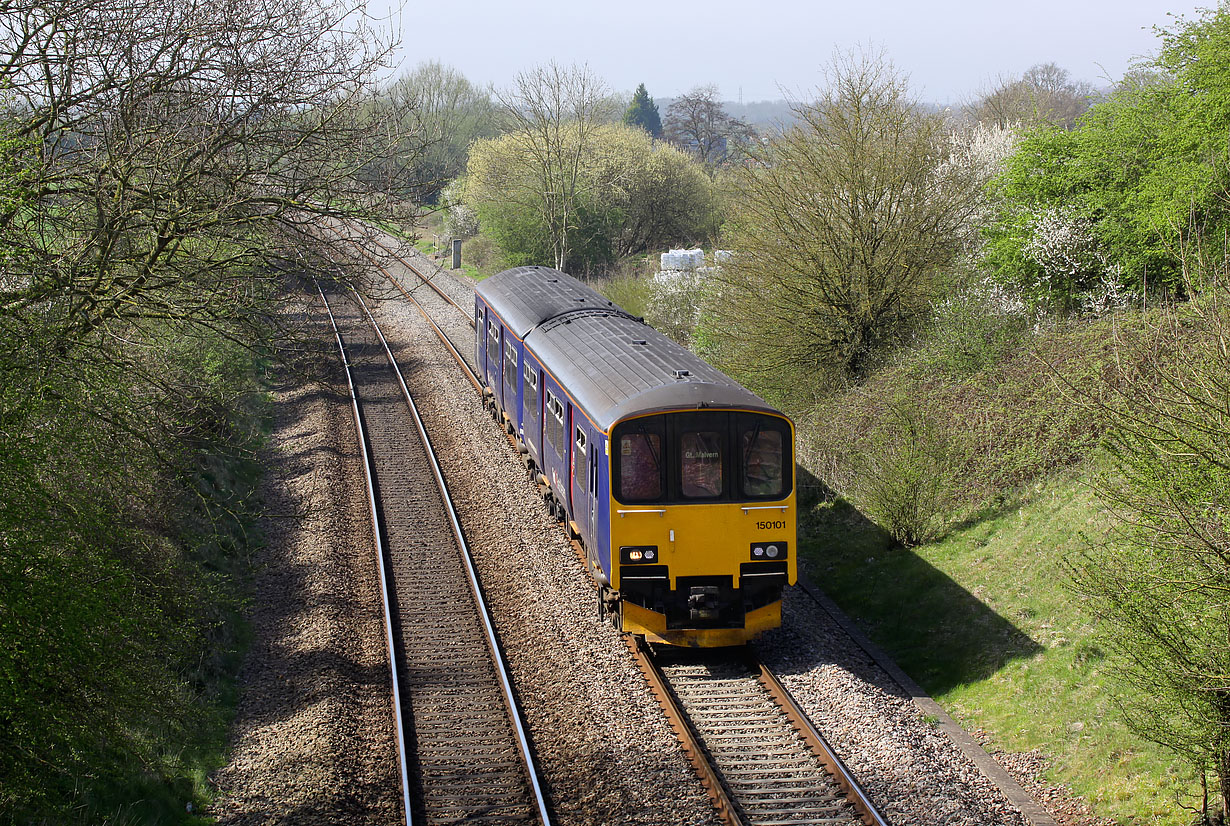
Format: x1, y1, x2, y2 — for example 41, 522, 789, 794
659, 248, 706, 271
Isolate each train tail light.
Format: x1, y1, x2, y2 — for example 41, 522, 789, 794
750, 542, 788, 560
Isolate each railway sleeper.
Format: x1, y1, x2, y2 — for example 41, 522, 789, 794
726, 783, 843, 796
742, 795, 846, 806
719, 764, 827, 778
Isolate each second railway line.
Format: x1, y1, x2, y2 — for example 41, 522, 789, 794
320, 282, 550, 825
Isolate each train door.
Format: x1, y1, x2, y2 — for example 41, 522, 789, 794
474, 302, 484, 374
502, 336, 519, 430
522, 362, 541, 461
570, 418, 589, 540
484, 316, 501, 395
587, 442, 598, 546
543, 385, 567, 500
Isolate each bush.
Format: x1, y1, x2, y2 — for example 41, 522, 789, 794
925, 273, 1031, 376
0, 314, 266, 821
459, 232, 507, 279
646, 268, 707, 346
850, 400, 954, 546
1070, 284, 1230, 819
591, 265, 653, 318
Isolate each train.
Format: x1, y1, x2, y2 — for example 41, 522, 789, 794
474, 265, 796, 647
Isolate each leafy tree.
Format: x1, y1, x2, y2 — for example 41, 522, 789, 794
710, 50, 982, 403
623, 82, 663, 138
463, 122, 715, 272
587, 125, 718, 256
983, 7, 1230, 310
664, 84, 755, 172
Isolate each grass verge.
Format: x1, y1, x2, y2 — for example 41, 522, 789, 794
804, 472, 1196, 824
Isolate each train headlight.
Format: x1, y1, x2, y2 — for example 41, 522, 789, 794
766, 544, 779, 558
620, 546, 659, 564
752, 545, 765, 558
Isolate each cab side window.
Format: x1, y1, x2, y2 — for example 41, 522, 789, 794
741, 429, 783, 497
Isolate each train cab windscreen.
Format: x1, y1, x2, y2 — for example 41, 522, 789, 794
613, 412, 790, 504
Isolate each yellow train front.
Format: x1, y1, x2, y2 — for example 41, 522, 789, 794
475, 266, 796, 647
607, 408, 796, 647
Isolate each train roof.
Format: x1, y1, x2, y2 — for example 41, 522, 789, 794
475, 266, 628, 338
478, 265, 783, 431
526, 312, 780, 432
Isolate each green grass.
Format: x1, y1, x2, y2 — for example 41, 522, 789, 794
787, 298, 1227, 824
590, 267, 654, 318
804, 473, 1197, 824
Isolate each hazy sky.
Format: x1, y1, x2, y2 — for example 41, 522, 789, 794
372, 0, 1211, 104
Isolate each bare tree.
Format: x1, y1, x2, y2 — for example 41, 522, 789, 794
664, 84, 755, 171
492, 61, 614, 270
378, 60, 496, 203
0, 0, 421, 814
712, 49, 981, 398
968, 63, 1096, 129
0, 0, 414, 344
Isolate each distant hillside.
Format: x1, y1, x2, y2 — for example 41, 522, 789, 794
656, 97, 796, 131
657, 97, 951, 133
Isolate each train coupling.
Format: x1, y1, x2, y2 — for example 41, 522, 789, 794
687, 586, 721, 621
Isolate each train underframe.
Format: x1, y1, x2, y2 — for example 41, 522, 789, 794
603, 571, 786, 648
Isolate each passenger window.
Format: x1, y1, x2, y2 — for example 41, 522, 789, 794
504, 341, 517, 390
573, 428, 587, 486
619, 432, 662, 500
486, 321, 499, 365
742, 429, 783, 497
524, 364, 538, 420
680, 431, 723, 498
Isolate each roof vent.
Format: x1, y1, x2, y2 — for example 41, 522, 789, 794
672, 369, 691, 379
631, 339, 647, 346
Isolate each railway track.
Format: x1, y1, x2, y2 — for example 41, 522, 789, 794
324, 222, 893, 826
318, 281, 551, 826
634, 640, 888, 826
328, 219, 478, 369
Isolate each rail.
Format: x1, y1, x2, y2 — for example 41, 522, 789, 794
316, 283, 415, 826
349, 286, 552, 825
